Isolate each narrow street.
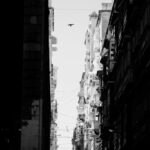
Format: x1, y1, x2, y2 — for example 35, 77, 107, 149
1, 0, 150, 150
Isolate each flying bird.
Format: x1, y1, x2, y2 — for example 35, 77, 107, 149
68, 23, 74, 27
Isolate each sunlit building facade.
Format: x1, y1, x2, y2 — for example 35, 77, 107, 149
73, 1, 113, 150
49, 3, 58, 150
50, 65, 58, 150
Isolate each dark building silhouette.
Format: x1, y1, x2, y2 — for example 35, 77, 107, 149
100, 0, 150, 150
1, 0, 50, 150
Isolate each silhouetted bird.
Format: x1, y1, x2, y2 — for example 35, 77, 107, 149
68, 24, 74, 27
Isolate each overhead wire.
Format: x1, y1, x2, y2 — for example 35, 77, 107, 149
54, 8, 99, 12
58, 112, 77, 119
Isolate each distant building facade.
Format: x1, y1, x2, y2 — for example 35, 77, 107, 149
50, 65, 58, 150
49, 4, 58, 150
72, 1, 115, 150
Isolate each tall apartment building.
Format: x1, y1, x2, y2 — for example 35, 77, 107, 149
81, 1, 114, 149
1, 0, 51, 150
75, 4, 113, 149
21, 0, 51, 150
100, 0, 150, 150
99, 0, 113, 51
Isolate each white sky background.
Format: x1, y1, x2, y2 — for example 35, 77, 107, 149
52, 0, 100, 150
